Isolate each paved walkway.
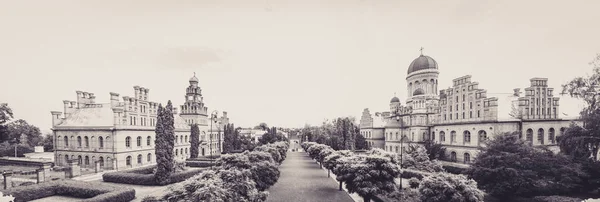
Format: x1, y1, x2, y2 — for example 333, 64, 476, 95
266, 151, 354, 202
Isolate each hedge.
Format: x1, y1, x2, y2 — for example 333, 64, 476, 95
102, 165, 207, 185
442, 165, 468, 175
400, 169, 426, 180
185, 161, 215, 168
2, 180, 135, 202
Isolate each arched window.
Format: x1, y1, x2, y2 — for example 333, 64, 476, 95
99, 157, 104, 167
125, 136, 131, 147
85, 156, 89, 166
526, 129, 533, 144
450, 152, 457, 162
176, 149, 179, 156
538, 128, 545, 145
439, 131, 445, 143
84, 136, 89, 148
431, 132, 435, 141
147, 136, 151, 146
78, 155, 82, 165
549, 128, 555, 144
175, 136, 178, 144
185, 148, 188, 154
450, 131, 456, 144
147, 153, 152, 162
99, 136, 104, 148
463, 131, 471, 144
64, 136, 69, 147
77, 136, 82, 147
64, 155, 69, 165
126, 156, 132, 166
478, 130, 487, 146
137, 136, 142, 147
180, 136, 183, 143
464, 153, 471, 164
137, 154, 142, 164
185, 135, 188, 143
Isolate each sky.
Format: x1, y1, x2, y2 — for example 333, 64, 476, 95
0, 0, 598, 133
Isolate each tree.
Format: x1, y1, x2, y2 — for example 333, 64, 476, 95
216, 151, 280, 191
0, 103, 14, 142
162, 170, 231, 202
402, 144, 444, 172
155, 101, 176, 185
222, 123, 235, 153
190, 123, 200, 158
324, 150, 354, 189
422, 139, 446, 160
354, 133, 368, 150
336, 150, 401, 202
3, 119, 42, 147
558, 53, 600, 160
419, 172, 485, 202
254, 123, 268, 130
41, 133, 53, 152
467, 132, 587, 199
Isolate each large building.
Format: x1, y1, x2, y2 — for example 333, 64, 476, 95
50, 74, 228, 170
359, 52, 580, 164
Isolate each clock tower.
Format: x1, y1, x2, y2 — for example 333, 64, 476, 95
179, 73, 209, 126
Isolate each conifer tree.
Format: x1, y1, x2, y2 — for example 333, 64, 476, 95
154, 101, 176, 185
190, 123, 200, 158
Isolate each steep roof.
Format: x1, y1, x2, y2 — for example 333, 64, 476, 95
56, 104, 114, 127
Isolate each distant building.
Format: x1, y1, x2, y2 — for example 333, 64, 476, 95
359, 52, 581, 164
50, 74, 228, 170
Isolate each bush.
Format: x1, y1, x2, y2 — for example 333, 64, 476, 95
387, 188, 422, 202
2, 180, 135, 202
141, 196, 162, 202
102, 165, 206, 185
419, 172, 485, 202
409, 177, 420, 188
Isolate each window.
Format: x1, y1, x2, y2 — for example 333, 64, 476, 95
462, 112, 465, 119
176, 149, 179, 156
526, 129, 533, 144
126, 136, 131, 148
99, 157, 104, 167
175, 136, 178, 144
463, 94, 465, 101
85, 156, 89, 166
464, 153, 471, 164
77, 136, 82, 147
469, 111, 472, 118
478, 130, 487, 146
477, 110, 480, 117
137, 154, 142, 164
78, 156, 82, 165
136, 136, 141, 147
462, 103, 465, 110
450, 106, 452, 112
84, 136, 89, 148
464, 131, 471, 144
180, 136, 183, 143
538, 128, 545, 145
456, 96, 458, 102
148, 153, 152, 162
99, 136, 104, 148
549, 128, 555, 144
450, 131, 456, 143
126, 156, 132, 166
147, 136, 151, 146
444, 114, 447, 120
185, 135, 188, 143
469, 102, 472, 109
440, 131, 445, 142
64, 136, 69, 147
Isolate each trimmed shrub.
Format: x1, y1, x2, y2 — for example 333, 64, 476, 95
2, 180, 135, 202
185, 161, 215, 168
530, 196, 583, 202
442, 165, 468, 175
102, 165, 206, 185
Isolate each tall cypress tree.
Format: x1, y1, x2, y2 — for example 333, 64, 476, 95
154, 101, 176, 185
190, 123, 200, 158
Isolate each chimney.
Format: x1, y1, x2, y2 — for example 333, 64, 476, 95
133, 86, 140, 100
110, 92, 120, 107
112, 108, 124, 126
144, 88, 150, 101
513, 88, 521, 97
63, 100, 71, 118
51, 111, 63, 126
88, 93, 96, 104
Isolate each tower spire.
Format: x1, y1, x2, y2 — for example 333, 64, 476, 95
420, 47, 424, 55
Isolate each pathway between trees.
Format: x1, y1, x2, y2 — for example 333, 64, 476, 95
266, 151, 354, 202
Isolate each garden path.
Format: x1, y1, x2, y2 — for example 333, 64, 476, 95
266, 151, 354, 202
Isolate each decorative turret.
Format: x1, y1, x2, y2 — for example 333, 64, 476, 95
51, 111, 62, 126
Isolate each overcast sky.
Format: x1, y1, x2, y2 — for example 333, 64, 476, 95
0, 0, 598, 133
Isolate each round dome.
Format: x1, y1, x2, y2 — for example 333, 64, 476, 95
189, 73, 199, 83
390, 96, 400, 103
407, 54, 438, 74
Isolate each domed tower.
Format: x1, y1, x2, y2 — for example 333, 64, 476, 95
180, 73, 209, 125
406, 48, 440, 112
389, 94, 401, 113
